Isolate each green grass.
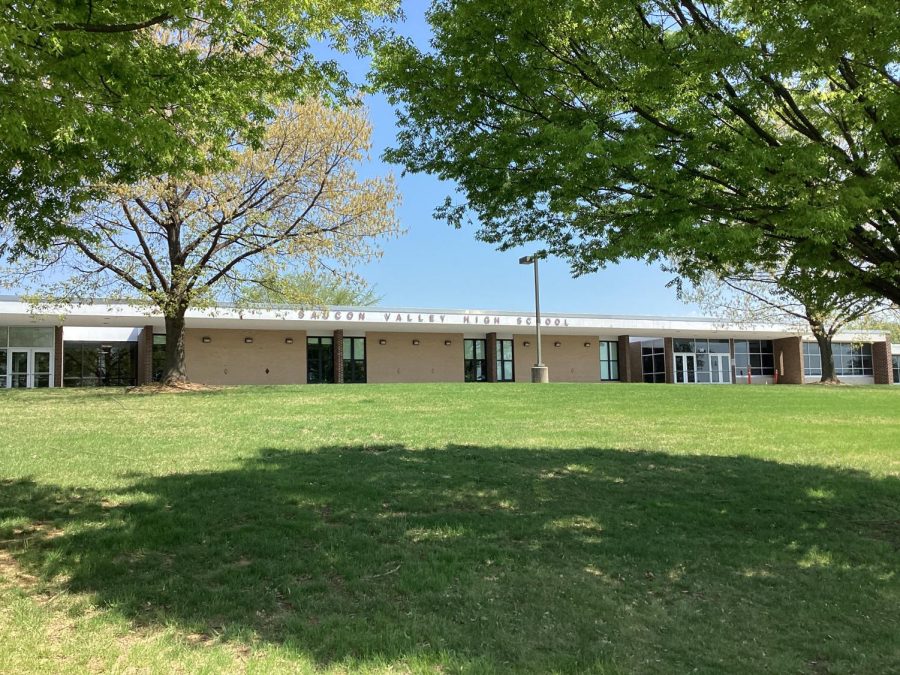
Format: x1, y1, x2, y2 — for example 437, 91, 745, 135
1, 383, 898, 674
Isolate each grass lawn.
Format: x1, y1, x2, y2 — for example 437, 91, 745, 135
1, 383, 898, 673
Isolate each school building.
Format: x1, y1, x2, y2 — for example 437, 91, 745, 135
0, 296, 896, 388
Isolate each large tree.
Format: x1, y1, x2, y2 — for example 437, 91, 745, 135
376, 0, 900, 303
237, 269, 381, 306
1, 0, 397, 247
4, 101, 399, 383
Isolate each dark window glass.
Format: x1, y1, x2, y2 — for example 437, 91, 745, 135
307, 337, 334, 384
642, 345, 666, 383
0, 348, 5, 388
464, 339, 487, 382
63, 342, 138, 387
892, 355, 900, 384
804, 342, 873, 376
342, 337, 366, 384
496, 339, 514, 382
599, 340, 619, 381
152, 335, 166, 382
734, 340, 774, 376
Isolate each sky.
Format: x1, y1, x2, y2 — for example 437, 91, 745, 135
347, 2, 699, 317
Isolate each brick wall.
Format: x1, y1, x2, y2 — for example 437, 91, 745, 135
773, 336, 803, 384
136, 325, 154, 385
617, 335, 633, 382
664, 337, 674, 384
872, 339, 893, 385
333, 329, 344, 384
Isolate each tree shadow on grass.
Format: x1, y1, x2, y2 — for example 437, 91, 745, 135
2, 447, 899, 672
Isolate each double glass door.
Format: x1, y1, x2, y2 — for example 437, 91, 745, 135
1, 348, 52, 388
674, 353, 696, 383
708, 354, 731, 384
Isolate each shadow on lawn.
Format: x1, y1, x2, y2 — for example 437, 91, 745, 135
2, 446, 899, 672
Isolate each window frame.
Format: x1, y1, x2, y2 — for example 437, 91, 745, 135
342, 337, 367, 384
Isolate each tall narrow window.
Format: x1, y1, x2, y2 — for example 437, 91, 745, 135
343, 337, 366, 384
307, 337, 334, 384
496, 339, 514, 382
152, 335, 166, 382
599, 341, 619, 381
0, 348, 6, 388
893, 355, 900, 384
464, 339, 487, 382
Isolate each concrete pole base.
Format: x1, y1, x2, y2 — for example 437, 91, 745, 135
531, 366, 549, 383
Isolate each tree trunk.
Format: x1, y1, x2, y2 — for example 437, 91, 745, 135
813, 330, 839, 384
162, 312, 189, 385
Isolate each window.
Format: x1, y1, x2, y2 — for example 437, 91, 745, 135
343, 337, 366, 383
804, 342, 873, 377
0, 348, 6, 388
893, 355, 900, 384
152, 334, 166, 382
600, 341, 619, 381
641, 340, 666, 383
734, 340, 774, 377
63, 342, 137, 387
496, 339, 514, 382
464, 339, 487, 382
307, 337, 334, 384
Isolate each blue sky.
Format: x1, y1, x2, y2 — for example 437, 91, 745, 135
351, 2, 697, 316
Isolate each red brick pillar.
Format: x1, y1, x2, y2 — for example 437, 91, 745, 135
333, 329, 344, 384
136, 325, 154, 385
486, 332, 498, 382
629, 341, 643, 383
873, 338, 893, 385
773, 336, 803, 384
53, 325, 64, 387
617, 335, 633, 382
664, 337, 674, 384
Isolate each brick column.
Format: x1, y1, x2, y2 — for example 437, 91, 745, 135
872, 338, 893, 385
136, 325, 154, 385
53, 325, 64, 388
617, 335, 633, 382
486, 332, 498, 382
333, 329, 344, 384
629, 341, 644, 383
664, 337, 674, 384
773, 336, 803, 384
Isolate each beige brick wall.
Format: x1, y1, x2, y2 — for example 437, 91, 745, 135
184, 329, 306, 385
513, 334, 599, 383
366, 331, 464, 383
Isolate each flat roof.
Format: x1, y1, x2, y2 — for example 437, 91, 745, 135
0, 295, 888, 342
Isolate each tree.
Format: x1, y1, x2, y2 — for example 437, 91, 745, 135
679, 262, 888, 382
3, 101, 399, 383
1, 0, 397, 247
237, 269, 381, 306
376, 1, 900, 304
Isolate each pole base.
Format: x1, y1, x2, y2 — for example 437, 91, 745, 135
531, 366, 549, 383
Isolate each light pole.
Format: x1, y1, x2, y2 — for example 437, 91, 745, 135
519, 254, 549, 383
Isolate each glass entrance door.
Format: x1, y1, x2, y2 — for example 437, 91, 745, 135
33, 351, 52, 388
5, 349, 53, 388
674, 353, 696, 383
709, 354, 731, 384
9, 350, 29, 388
307, 337, 334, 384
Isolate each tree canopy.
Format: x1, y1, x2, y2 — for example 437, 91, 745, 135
1, 0, 397, 247
5, 100, 399, 382
237, 269, 381, 307
376, 0, 900, 304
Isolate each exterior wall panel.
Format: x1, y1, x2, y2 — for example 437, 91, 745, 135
513, 334, 599, 383
184, 329, 306, 385
873, 339, 893, 385
366, 331, 464, 383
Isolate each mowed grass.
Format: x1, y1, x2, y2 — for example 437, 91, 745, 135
0, 383, 898, 674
